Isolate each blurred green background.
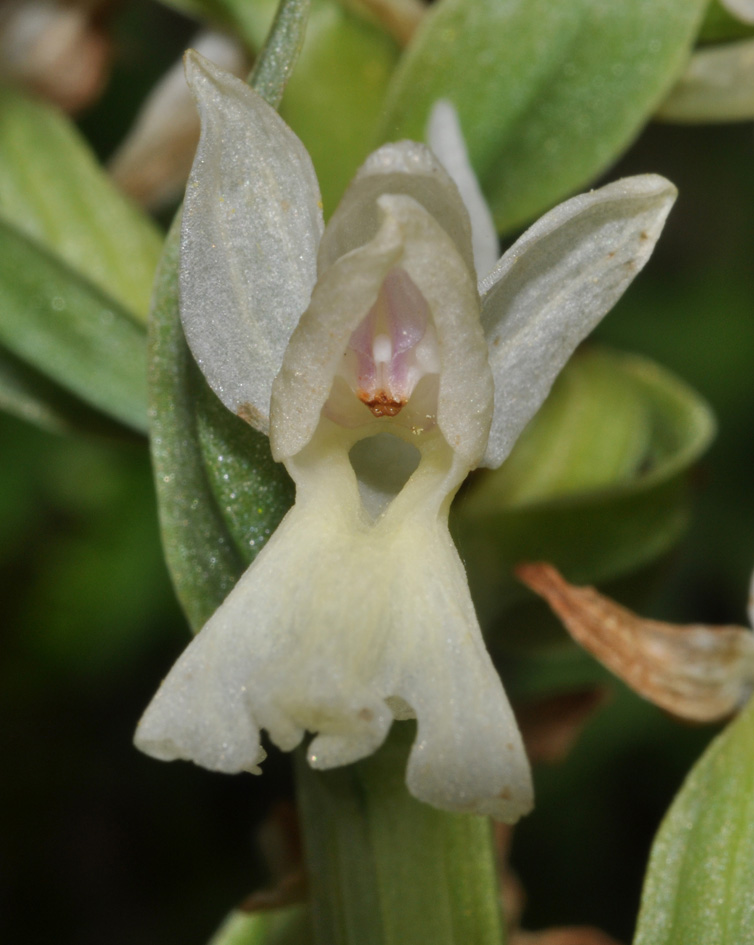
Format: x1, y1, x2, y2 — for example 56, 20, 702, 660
1, 1, 753, 942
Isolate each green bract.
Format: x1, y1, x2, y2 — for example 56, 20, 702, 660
456, 347, 716, 636
634, 693, 754, 945
0, 85, 163, 433
378, 0, 707, 232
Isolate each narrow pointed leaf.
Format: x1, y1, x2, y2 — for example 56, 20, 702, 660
633, 697, 754, 945
0, 345, 137, 439
0, 83, 162, 320
378, 0, 707, 233
249, 0, 311, 109
194, 373, 294, 565
480, 175, 676, 469
148, 217, 246, 629
0, 220, 148, 432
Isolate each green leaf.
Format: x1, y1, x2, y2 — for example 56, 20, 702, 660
633, 696, 754, 945
148, 217, 246, 630
378, 0, 708, 232
0, 344, 136, 439
278, 0, 399, 215
699, 1, 754, 42
0, 220, 148, 432
296, 724, 505, 945
194, 374, 294, 567
454, 347, 715, 633
0, 84, 162, 320
485, 346, 652, 508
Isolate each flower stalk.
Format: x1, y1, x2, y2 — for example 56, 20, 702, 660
295, 723, 505, 945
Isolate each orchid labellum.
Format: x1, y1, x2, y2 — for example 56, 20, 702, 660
135, 50, 676, 823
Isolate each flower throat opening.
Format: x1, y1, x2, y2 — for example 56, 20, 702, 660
324, 267, 441, 432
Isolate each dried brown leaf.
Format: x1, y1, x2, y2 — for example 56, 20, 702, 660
516, 563, 754, 723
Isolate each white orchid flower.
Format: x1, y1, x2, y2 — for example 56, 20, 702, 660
135, 50, 676, 822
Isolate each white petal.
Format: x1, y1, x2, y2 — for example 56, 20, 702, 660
316, 140, 476, 276
656, 40, 754, 123
272, 194, 493, 468
480, 174, 677, 469
426, 100, 499, 280
136, 430, 532, 822
134, 612, 267, 774
180, 50, 324, 433
720, 0, 754, 23
380, 470, 532, 821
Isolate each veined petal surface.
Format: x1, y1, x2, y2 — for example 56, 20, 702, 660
316, 141, 476, 276
180, 50, 324, 433
426, 100, 499, 281
272, 194, 492, 468
480, 174, 677, 469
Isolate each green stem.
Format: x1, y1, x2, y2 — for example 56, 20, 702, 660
295, 723, 506, 945
250, 0, 312, 108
